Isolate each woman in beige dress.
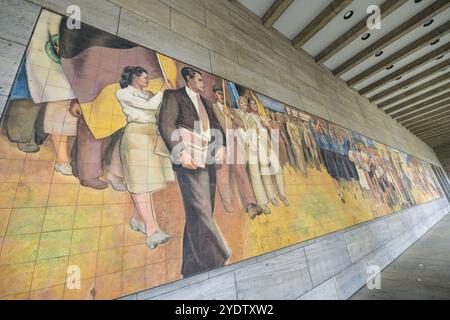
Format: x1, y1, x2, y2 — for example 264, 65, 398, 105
116, 66, 173, 249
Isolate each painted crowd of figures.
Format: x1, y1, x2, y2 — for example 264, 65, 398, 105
1, 10, 441, 278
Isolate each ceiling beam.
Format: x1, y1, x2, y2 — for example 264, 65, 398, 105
292, 0, 353, 48
408, 115, 450, 133
348, 20, 450, 86
427, 139, 450, 148
262, 0, 295, 27
405, 109, 450, 129
403, 108, 450, 129
426, 142, 450, 150
332, 0, 450, 77
434, 144, 450, 153
434, 150, 450, 156
378, 73, 450, 108
416, 128, 450, 140
427, 133, 450, 141
369, 60, 450, 102
396, 99, 450, 122
315, 0, 407, 64
384, 82, 450, 113
411, 126, 450, 142
399, 103, 450, 126
426, 135, 450, 144
414, 115, 450, 133
426, 131, 450, 141
360, 42, 450, 95
435, 151, 450, 157
408, 113, 450, 131
415, 130, 450, 141
436, 153, 450, 159
410, 119, 450, 134
422, 139, 450, 149
434, 151, 450, 159
429, 140, 450, 148
427, 134, 450, 141
391, 92, 450, 118
421, 134, 450, 144
417, 122, 450, 135
421, 132, 450, 142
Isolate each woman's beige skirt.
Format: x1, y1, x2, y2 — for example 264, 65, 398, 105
43, 100, 78, 136
120, 122, 175, 194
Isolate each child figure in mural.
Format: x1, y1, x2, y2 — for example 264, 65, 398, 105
116, 66, 174, 249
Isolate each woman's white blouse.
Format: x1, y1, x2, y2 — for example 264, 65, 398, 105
116, 86, 163, 123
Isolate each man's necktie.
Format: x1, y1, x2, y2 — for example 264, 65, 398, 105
197, 94, 210, 133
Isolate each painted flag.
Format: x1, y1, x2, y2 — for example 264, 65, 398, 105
10, 58, 32, 101
26, 10, 76, 104
57, 13, 165, 139
225, 81, 240, 109
157, 53, 178, 88
255, 93, 285, 114
251, 91, 268, 119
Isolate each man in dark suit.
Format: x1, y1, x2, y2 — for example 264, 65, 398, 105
158, 66, 231, 278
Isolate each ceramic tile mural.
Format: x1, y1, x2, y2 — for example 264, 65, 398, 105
0, 10, 443, 300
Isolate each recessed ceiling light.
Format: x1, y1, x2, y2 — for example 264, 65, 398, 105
436, 55, 444, 60
362, 33, 371, 41
386, 65, 394, 70
344, 10, 354, 20
375, 51, 384, 57
423, 19, 434, 27
396, 76, 402, 81
430, 39, 440, 45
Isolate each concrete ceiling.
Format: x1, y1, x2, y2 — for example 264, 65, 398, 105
232, 0, 450, 166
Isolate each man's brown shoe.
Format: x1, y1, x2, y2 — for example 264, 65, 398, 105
80, 178, 108, 190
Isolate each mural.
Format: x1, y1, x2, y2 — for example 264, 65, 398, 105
0, 10, 442, 299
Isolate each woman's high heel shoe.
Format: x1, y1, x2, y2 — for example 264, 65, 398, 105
145, 231, 171, 249
129, 217, 146, 234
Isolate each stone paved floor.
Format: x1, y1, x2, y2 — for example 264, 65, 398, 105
351, 213, 450, 300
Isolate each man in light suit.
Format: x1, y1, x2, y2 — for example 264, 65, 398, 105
212, 86, 263, 219
236, 97, 272, 215
244, 97, 289, 211
158, 67, 231, 278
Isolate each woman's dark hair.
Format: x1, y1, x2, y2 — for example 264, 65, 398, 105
181, 67, 201, 82
119, 66, 148, 89
247, 97, 256, 104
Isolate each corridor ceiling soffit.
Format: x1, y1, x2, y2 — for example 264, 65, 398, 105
234, 0, 450, 149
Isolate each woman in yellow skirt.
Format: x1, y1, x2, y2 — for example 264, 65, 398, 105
116, 66, 174, 249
